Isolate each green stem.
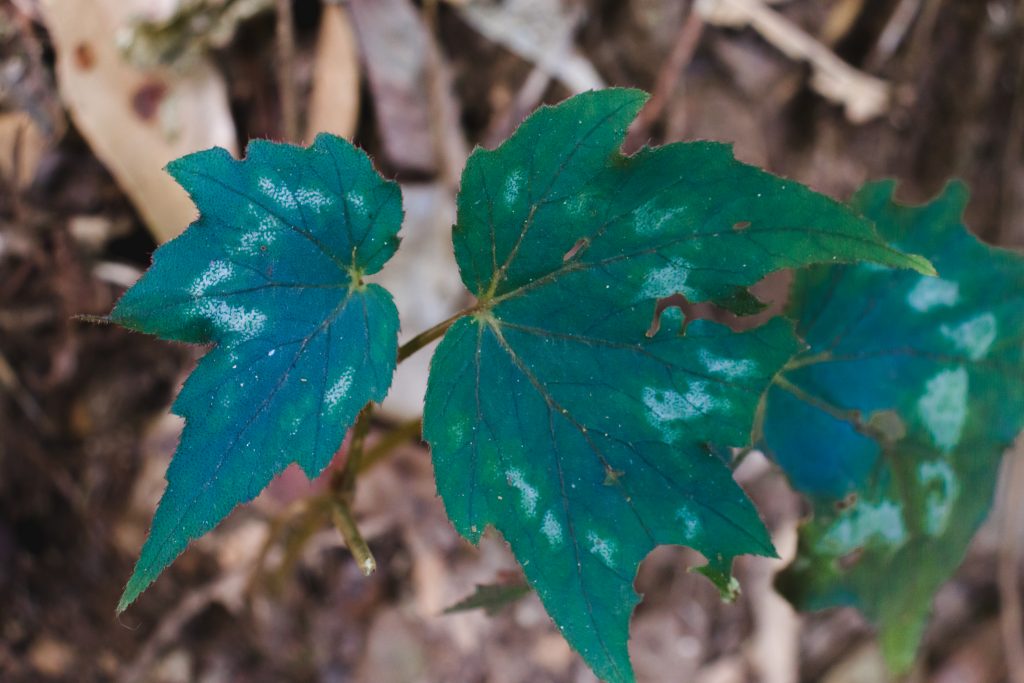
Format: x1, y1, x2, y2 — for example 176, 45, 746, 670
356, 417, 423, 474
312, 308, 465, 576
333, 404, 373, 496
330, 498, 376, 576
324, 404, 378, 575
397, 308, 472, 363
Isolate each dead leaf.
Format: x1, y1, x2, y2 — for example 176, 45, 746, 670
0, 111, 46, 189
348, 0, 467, 179
38, 0, 237, 243
305, 3, 360, 142
458, 0, 605, 93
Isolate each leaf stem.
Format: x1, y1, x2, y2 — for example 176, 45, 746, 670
356, 417, 423, 474
334, 404, 373, 495
326, 404, 377, 575
330, 498, 376, 576
397, 308, 472, 362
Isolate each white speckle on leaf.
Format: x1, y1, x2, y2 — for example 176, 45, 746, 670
675, 503, 701, 538
633, 199, 689, 236
643, 383, 724, 442
503, 169, 524, 206
561, 192, 598, 217
448, 418, 470, 444
643, 386, 681, 421
941, 312, 997, 360
239, 211, 279, 254
918, 367, 968, 452
587, 531, 616, 567
639, 258, 699, 300
295, 187, 333, 210
699, 350, 756, 378
267, 349, 276, 357
918, 460, 960, 536
542, 510, 563, 545
907, 277, 959, 311
506, 468, 538, 517
190, 260, 233, 297
347, 190, 368, 216
258, 176, 298, 209
325, 369, 354, 408
819, 499, 907, 554
196, 299, 266, 339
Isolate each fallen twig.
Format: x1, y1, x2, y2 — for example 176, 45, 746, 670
624, 5, 705, 152
696, 0, 891, 123
274, 0, 298, 141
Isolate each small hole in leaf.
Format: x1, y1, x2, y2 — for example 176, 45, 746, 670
563, 237, 589, 262
646, 294, 735, 338
260, 245, 268, 252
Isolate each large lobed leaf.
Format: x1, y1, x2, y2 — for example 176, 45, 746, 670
761, 181, 1024, 671
112, 134, 402, 610
423, 89, 932, 683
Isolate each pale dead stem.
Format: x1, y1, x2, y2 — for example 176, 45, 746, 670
274, 0, 298, 141
624, 3, 706, 152
696, 0, 891, 123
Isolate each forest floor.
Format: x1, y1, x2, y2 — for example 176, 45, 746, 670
1, 1, 1022, 681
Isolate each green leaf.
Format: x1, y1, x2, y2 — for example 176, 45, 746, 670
443, 575, 532, 616
112, 134, 402, 611
423, 89, 932, 683
761, 181, 1024, 671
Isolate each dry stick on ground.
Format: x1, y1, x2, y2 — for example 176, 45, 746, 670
421, 0, 470, 191
697, 0, 891, 123
998, 438, 1024, 683
865, 0, 922, 71
901, 0, 944, 75
274, 0, 298, 142
623, 6, 705, 153
481, 2, 588, 148
421, 0, 452, 188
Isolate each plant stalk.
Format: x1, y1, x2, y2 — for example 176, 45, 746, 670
396, 308, 471, 362
330, 498, 376, 576
356, 417, 423, 474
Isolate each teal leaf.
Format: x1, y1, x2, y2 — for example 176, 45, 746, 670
423, 89, 932, 683
761, 181, 1024, 671
112, 134, 402, 611
443, 576, 532, 616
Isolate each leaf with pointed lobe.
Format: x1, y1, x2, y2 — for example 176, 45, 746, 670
761, 181, 1024, 671
423, 89, 933, 683
112, 134, 402, 611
